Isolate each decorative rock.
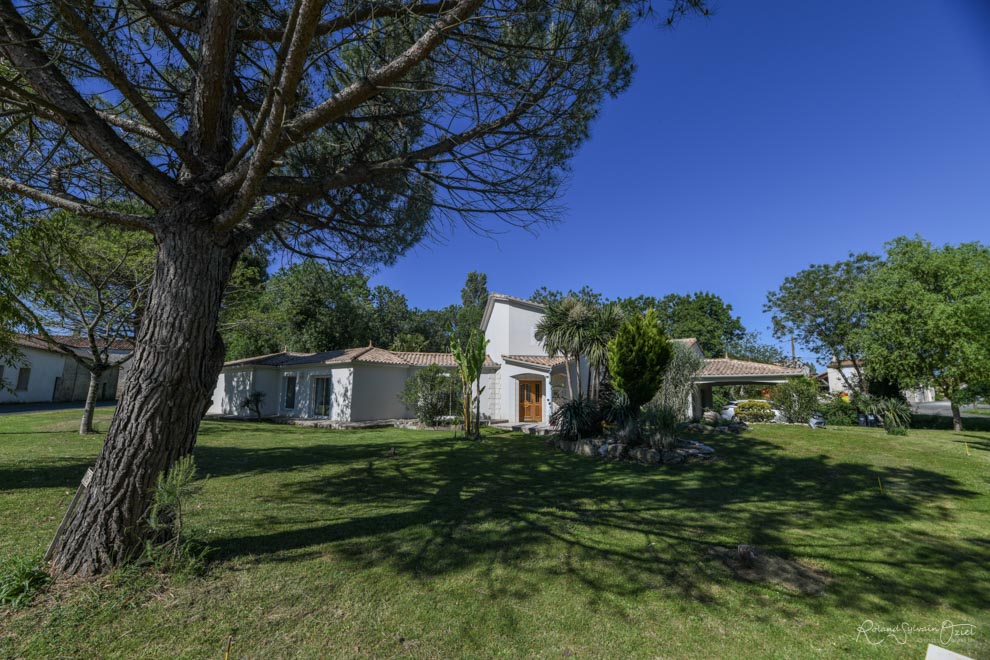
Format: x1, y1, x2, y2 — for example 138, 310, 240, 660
549, 434, 714, 467
686, 440, 715, 454
703, 411, 721, 424
607, 443, 628, 459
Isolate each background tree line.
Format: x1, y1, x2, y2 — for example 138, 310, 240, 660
765, 236, 990, 431
215, 254, 788, 365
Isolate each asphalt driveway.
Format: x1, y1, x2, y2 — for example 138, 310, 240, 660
0, 401, 115, 416
913, 400, 989, 418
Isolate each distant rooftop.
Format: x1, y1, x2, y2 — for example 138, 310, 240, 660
14, 333, 134, 352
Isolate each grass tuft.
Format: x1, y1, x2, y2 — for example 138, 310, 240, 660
0, 552, 50, 608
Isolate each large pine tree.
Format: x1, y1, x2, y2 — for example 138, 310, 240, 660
0, 0, 704, 576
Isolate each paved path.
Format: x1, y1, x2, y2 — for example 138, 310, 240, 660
0, 401, 115, 416
913, 401, 989, 419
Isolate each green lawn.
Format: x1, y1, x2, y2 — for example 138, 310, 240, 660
1, 409, 988, 658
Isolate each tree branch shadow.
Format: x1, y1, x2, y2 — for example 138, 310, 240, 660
201, 429, 986, 618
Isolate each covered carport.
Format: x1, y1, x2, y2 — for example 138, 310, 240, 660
691, 358, 806, 419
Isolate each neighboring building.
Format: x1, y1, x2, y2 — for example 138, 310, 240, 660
0, 334, 133, 404
825, 359, 935, 403
209, 293, 805, 424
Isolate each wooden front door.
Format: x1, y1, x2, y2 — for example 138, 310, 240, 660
519, 380, 543, 422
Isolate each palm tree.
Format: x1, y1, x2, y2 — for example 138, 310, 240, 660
536, 297, 607, 400
584, 303, 624, 400
536, 298, 578, 400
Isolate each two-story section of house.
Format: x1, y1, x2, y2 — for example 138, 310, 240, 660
479, 293, 585, 425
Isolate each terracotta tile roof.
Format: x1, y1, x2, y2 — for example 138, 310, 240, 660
391, 351, 498, 368
826, 359, 861, 369
501, 354, 569, 368
353, 347, 412, 365
14, 333, 134, 352
699, 358, 805, 378
225, 346, 497, 369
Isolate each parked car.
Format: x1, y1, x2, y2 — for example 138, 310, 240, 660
720, 399, 786, 423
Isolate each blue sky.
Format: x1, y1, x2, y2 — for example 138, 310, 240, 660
370, 0, 990, 358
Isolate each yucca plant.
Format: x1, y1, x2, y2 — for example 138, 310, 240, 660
551, 398, 600, 441
861, 396, 912, 434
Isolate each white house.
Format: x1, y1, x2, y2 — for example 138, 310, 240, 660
209, 346, 500, 422
209, 293, 804, 424
0, 334, 133, 404
825, 359, 935, 403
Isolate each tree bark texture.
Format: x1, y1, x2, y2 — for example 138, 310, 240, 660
79, 371, 100, 435
49, 221, 239, 577
950, 401, 963, 433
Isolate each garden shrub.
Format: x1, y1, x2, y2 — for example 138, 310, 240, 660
551, 398, 601, 441
859, 396, 912, 435
239, 391, 265, 419
770, 377, 821, 423
733, 400, 774, 423
399, 364, 461, 426
640, 403, 680, 451
603, 390, 636, 431
711, 386, 732, 414
0, 553, 49, 608
821, 397, 859, 426
607, 310, 672, 410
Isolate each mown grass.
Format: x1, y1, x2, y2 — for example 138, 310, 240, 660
1, 408, 988, 658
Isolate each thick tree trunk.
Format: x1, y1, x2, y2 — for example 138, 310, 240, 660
49, 221, 240, 577
79, 370, 101, 435
950, 401, 963, 432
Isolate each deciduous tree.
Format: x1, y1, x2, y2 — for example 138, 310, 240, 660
856, 237, 990, 432
0, 213, 154, 433
765, 253, 879, 391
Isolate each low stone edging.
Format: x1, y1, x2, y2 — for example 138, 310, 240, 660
682, 421, 748, 435
546, 436, 716, 465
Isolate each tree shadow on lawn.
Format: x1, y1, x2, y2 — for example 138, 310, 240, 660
0, 459, 96, 491
952, 435, 990, 453
204, 431, 988, 618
